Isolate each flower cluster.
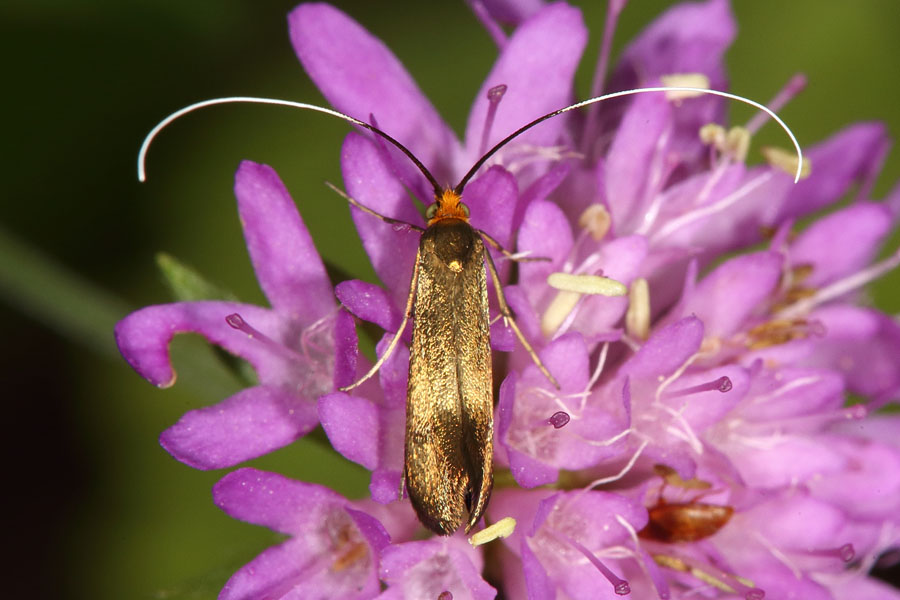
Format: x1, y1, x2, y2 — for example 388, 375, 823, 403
117, 1, 900, 598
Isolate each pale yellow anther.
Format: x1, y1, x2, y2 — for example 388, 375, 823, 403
725, 126, 750, 162
578, 204, 612, 242
542, 273, 627, 337
626, 277, 650, 341
469, 517, 517, 547
761, 146, 812, 179
541, 290, 581, 337
699, 123, 726, 146
548, 273, 628, 296
660, 73, 710, 100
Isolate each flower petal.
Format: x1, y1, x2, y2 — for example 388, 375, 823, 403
771, 123, 890, 223
604, 93, 673, 232
235, 161, 333, 318
214, 468, 344, 533
289, 3, 463, 185
341, 133, 421, 304
680, 251, 783, 338
466, 165, 519, 252
791, 202, 892, 287
318, 392, 379, 470
336, 279, 402, 332
115, 301, 284, 387
518, 199, 573, 304
160, 384, 318, 469
378, 538, 496, 600
216, 470, 385, 600
333, 308, 359, 389
621, 316, 704, 379
613, 0, 735, 90
464, 2, 587, 155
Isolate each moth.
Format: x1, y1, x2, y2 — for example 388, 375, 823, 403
139, 88, 802, 536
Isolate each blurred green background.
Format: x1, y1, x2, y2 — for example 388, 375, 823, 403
2, 1, 899, 598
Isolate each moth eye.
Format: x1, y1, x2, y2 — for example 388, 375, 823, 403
426, 203, 438, 219
460, 202, 470, 218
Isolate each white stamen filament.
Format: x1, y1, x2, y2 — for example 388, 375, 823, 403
778, 247, 900, 320
587, 439, 649, 489
651, 169, 773, 244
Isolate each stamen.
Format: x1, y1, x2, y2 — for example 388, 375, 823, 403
651, 170, 772, 244
548, 272, 628, 296
588, 439, 649, 489
548, 411, 571, 428
541, 290, 581, 337
438, 592, 453, 600
554, 531, 630, 595
479, 84, 508, 156
761, 146, 812, 179
745, 318, 824, 350
725, 126, 751, 162
625, 278, 650, 341
469, 516, 517, 546
778, 247, 900, 320
699, 124, 749, 161
653, 554, 764, 599
581, 0, 627, 154
579, 204, 612, 241
466, 0, 505, 48
225, 313, 304, 362
746, 73, 807, 135
663, 376, 732, 398
699, 123, 726, 147
542, 274, 628, 337
585, 342, 611, 394
660, 73, 710, 101
807, 543, 856, 562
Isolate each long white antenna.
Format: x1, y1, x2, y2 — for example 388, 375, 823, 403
456, 85, 805, 191
137, 96, 442, 194
138, 87, 805, 188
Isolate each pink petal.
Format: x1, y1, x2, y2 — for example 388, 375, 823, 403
681, 251, 783, 338
791, 202, 892, 286
604, 93, 674, 232
340, 133, 421, 304
464, 2, 587, 156
621, 316, 704, 379
115, 301, 285, 387
613, 0, 735, 90
762, 123, 890, 224
289, 3, 463, 186
336, 279, 402, 332
318, 392, 379, 470
235, 161, 333, 318
214, 468, 344, 533
160, 385, 319, 469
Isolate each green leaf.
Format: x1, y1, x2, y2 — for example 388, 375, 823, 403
156, 252, 238, 302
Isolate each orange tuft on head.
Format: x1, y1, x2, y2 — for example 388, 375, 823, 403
427, 189, 470, 225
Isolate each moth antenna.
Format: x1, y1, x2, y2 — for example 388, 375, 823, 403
137, 96, 443, 197
454, 86, 805, 194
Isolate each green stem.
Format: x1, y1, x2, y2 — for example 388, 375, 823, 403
0, 226, 129, 359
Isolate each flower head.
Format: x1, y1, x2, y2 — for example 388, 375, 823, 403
116, 161, 357, 469
126, 0, 900, 597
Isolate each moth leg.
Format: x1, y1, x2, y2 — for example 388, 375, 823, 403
478, 228, 549, 263
483, 246, 559, 389
325, 181, 424, 231
339, 245, 421, 392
